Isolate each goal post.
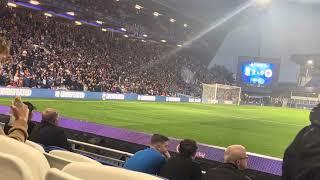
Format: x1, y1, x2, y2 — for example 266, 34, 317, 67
202, 83, 241, 105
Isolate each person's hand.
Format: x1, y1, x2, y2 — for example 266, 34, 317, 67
10, 97, 29, 122
163, 151, 171, 159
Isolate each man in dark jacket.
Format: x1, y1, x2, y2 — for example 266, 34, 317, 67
4, 101, 36, 135
29, 108, 72, 151
160, 139, 202, 180
282, 104, 320, 180
205, 145, 253, 180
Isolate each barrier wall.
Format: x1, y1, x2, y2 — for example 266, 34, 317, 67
0, 87, 202, 103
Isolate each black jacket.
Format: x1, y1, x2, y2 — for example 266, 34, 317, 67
282, 125, 320, 180
29, 121, 72, 151
205, 163, 253, 180
4, 121, 36, 136
160, 155, 202, 180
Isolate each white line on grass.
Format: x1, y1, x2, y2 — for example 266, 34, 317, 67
224, 114, 306, 127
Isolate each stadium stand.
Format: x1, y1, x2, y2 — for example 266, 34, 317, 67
0, 5, 234, 97
0, 152, 33, 180
62, 162, 164, 180
0, 0, 311, 179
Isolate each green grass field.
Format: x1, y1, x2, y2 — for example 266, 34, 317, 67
0, 98, 310, 158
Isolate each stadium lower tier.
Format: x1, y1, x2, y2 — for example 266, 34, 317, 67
0, 97, 309, 179
0, 98, 309, 158
0, 116, 281, 180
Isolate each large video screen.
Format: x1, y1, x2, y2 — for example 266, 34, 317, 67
241, 62, 274, 87
237, 58, 280, 89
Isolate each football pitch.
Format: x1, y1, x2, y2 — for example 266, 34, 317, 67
0, 98, 310, 158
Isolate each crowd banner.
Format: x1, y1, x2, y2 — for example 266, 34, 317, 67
0, 87, 33, 97
102, 93, 125, 100
0, 87, 202, 103
166, 97, 181, 102
138, 95, 156, 101
55, 90, 85, 99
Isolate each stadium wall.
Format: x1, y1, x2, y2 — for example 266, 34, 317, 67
0, 87, 201, 103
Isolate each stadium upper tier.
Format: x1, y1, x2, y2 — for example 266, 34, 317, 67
0, 6, 234, 97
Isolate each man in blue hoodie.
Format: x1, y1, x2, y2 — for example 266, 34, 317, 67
124, 134, 170, 175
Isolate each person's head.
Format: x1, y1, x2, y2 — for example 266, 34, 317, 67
310, 103, 320, 126
150, 134, 169, 154
41, 108, 59, 125
178, 139, 198, 158
0, 37, 10, 60
224, 145, 248, 170
23, 101, 35, 121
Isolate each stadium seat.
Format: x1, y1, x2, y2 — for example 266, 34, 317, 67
45, 146, 68, 152
26, 140, 45, 153
0, 152, 33, 180
63, 162, 164, 180
44, 153, 73, 170
49, 150, 101, 165
0, 136, 50, 180
45, 168, 82, 180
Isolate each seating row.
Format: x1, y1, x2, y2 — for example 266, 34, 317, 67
0, 136, 164, 180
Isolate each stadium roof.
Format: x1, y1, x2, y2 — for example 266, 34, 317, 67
153, 0, 248, 25
291, 54, 320, 65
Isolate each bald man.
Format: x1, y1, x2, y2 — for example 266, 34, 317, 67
29, 108, 72, 151
205, 145, 253, 180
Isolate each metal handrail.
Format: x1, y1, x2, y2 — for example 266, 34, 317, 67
74, 149, 125, 163
68, 139, 133, 157
0, 121, 133, 157
74, 149, 126, 167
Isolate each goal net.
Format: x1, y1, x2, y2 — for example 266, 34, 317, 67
202, 83, 241, 105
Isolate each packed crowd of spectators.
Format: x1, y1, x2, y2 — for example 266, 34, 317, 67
2, 2, 320, 180
0, 7, 233, 97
